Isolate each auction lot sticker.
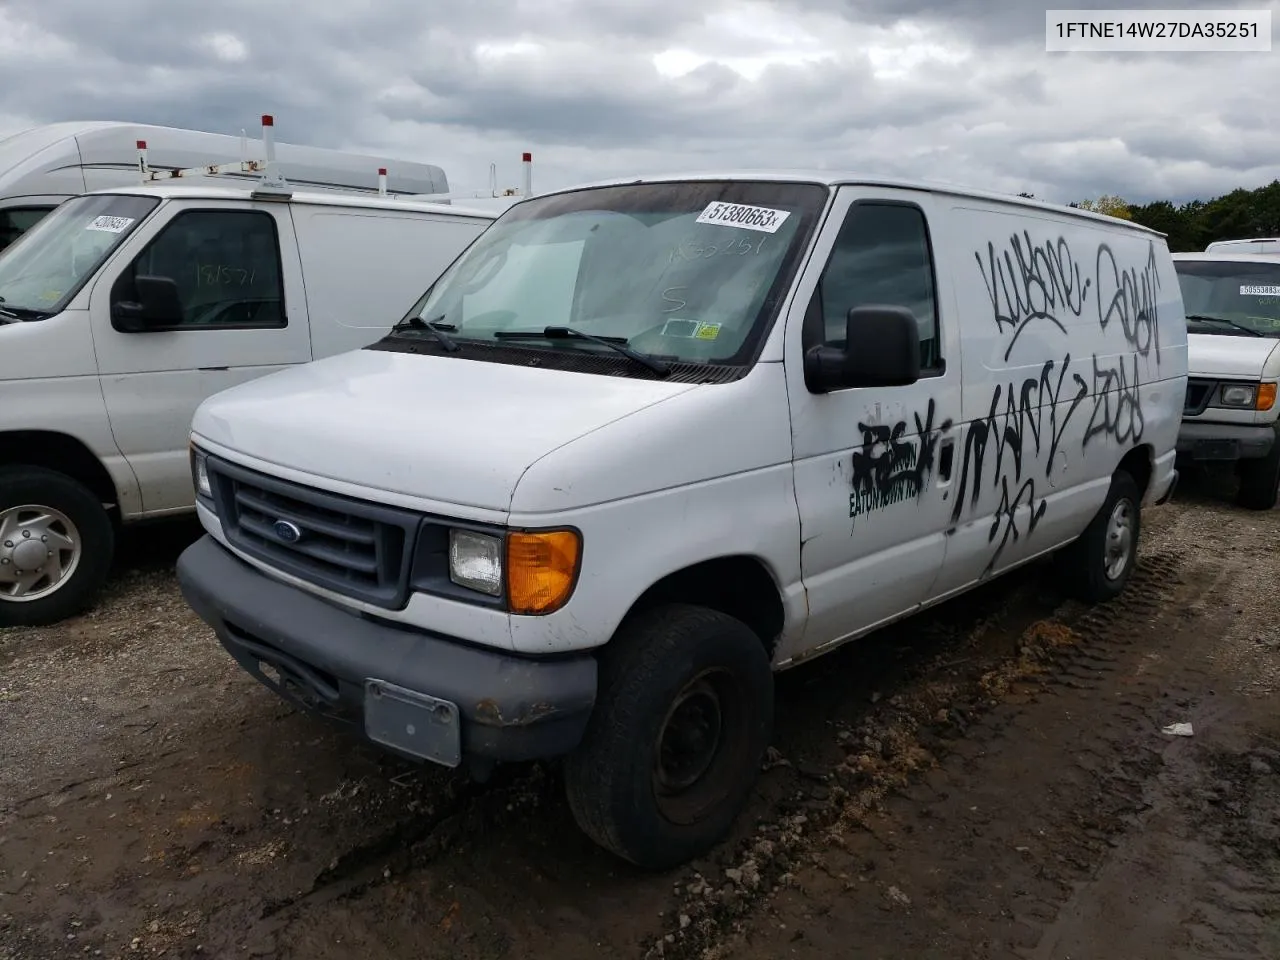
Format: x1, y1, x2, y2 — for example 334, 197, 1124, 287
696, 202, 791, 234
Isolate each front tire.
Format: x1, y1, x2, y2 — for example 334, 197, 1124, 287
1236, 431, 1280, 510
1056, 468, 1141, 603
0, 467, 115, 628
564, 603, 774, 870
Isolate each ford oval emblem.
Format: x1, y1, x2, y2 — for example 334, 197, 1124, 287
273, 520, 303, 543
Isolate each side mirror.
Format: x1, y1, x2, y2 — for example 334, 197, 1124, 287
112, 275, 183, 332
804, 305, 921, 393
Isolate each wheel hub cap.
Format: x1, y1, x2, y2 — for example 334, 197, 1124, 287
1104, 498, 1133, 581
0, 505, 82, 603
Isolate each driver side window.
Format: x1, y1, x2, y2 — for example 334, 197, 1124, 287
115, 210, 286, 330
813, 202, 941, 372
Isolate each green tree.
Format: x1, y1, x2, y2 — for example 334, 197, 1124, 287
1076, 194, 1133, 220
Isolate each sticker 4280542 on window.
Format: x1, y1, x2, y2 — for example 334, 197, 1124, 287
695, 201, 791, 234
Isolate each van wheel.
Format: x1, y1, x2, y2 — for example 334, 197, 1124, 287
1056, 469, 1141, 604
0, 467, 114, 628
1235, 434, 1280, 510
564, 603, 773, 870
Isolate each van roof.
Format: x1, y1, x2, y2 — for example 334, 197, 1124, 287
1173, 251, 1280, 263
1205, 238, 1280, 246
87, 183, 498, 220
0, 120, 451, 198
532, 170, 1167, 238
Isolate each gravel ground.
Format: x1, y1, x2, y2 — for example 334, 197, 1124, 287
1, 471, 1278, 960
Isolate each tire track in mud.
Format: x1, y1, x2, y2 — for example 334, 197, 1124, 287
218, 568, 1061, 958
644, 550, 1193, 960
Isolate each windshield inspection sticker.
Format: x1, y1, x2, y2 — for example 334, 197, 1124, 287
1241, 284, 1280, 296
660, 318, 722, 340
85, 215, 135, 234
696, 201, 791, 234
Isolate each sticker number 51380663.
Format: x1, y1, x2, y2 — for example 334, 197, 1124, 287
695, 201, 791, 234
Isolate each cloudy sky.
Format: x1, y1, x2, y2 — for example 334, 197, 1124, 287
0, 0, 1276, 206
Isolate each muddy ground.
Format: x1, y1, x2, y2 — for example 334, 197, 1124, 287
2, 470, 1278, 960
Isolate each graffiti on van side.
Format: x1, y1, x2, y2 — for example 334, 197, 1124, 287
975, 232, 1092, 362
1095, 242, 1161, 362
849, 398, 953, 520
951, 355, 1089, 573
1083, 353, 1145, 448
988, 476, 1048, 575
961, 231, 1166, 573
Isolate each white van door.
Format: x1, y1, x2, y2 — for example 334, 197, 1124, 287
780, 188, 963, 661
87, 200, 311, 514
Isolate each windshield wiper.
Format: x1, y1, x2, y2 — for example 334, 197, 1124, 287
0, 301, 48, 323
1186, 313, 1263, 337
391, 314, 460, 351
493, 326, 671, 375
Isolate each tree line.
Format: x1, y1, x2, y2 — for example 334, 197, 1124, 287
1016, 179, 1280, 252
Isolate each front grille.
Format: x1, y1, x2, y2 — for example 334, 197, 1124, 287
207, 456, 419, 609
1184, 377, 1215, 416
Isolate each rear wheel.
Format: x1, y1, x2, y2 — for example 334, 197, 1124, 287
0, 467, 114, 628
1056, 468, 1141, 604
564, 603, 774, 870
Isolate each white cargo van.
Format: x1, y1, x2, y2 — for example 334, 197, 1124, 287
0, 116, 452, 253
0, 180, 495, 627
175, 173, 1187, 869
1204, 238, 1280, 255
1172, 249, 1280, 507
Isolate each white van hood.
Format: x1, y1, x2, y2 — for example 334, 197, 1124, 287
191, 348, 699, 513
1188, 332, 1280, 379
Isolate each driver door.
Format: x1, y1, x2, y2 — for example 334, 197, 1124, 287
87, 200, 311, 515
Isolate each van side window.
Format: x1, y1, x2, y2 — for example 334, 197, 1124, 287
119, 210, 286, 329
0, 206, 55, 253
814, 202, 940, 371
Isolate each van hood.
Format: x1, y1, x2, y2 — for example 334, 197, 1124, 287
190, 347, 699, 513
1188, 332, 1280, 379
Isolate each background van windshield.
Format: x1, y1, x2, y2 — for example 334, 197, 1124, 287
1175, 259, 1280, 337
404, 180, 829, 367
0, 194, 159, 316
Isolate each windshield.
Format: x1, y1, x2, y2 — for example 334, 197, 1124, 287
0, 194, 159, 317
1175, 259, 1280, 337
400, 180, 830, 367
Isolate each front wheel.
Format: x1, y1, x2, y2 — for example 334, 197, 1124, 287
1055, 468, 1141, 603
1236, 431, 1280, 510
0, 467, 115, 628
563, 603, 774, 870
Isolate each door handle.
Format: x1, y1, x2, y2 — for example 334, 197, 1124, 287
937, 435, 955, 482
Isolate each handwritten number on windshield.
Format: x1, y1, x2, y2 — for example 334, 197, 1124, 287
669, 235, 765, 263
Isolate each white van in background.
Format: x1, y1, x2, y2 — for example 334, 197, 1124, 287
0, 178, 496, 628
0, 115, 452, 252
1173, 249, 1280, 507
176, 172, 1187, 869
1204, 238, 1280, 255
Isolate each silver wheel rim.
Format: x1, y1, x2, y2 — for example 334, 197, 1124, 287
1103, 498, 1134, 581
0, 504, 82, 603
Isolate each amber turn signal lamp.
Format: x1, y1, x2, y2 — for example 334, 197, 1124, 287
1257, 382, 1276, 411
506, 529, 581, 615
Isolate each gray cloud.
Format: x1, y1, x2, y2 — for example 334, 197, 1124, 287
0, 0, 1277, 207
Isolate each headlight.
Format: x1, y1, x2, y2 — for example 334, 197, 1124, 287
443, 526, 582, 614
1219, 384, 1256, 407
190, 445, 212, 499
448, 530, 503, 596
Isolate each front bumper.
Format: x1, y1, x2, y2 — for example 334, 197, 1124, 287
1176, 421, 1276, 462
176, 535, 597, 768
